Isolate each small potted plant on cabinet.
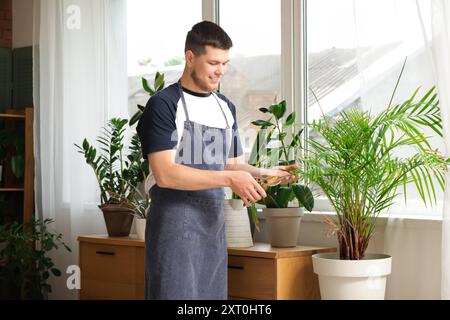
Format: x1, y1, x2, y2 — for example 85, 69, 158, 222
249, 100, 314, 247
75, 118, 148, 237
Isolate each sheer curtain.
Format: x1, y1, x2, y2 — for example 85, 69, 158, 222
33, 0, 128, 299
428, 0, 450, 300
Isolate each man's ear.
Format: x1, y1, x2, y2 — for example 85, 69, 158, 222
185, 50, 194, 67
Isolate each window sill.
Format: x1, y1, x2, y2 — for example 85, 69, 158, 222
256, 208, 442, 229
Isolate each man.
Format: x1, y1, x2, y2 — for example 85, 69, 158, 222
137, 21, 299, 300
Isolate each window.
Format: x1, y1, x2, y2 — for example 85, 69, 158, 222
219, 0, 281, 159
127, 0, 202, 115
306, 0, 443, 217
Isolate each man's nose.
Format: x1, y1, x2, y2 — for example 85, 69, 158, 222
216, 65, 225, 75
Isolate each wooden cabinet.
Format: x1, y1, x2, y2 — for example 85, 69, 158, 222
77, 236, 335, 300
0, 108, 34, 225
78, 235, 145, 300
227, 243, 336, 300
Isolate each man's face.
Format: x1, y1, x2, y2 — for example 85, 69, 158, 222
187, 45, 230, 92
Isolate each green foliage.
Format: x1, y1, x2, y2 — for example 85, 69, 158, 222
74, 118, 146, 208
0, 129, 24, 179
303, 86, 449, 260
75, 72, 166, 217
249, 100, 314, 211
129, 72, 165, 126
0, 218, 71, 299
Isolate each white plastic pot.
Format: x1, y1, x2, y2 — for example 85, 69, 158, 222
135, 218, 146, 240
312, 252, 392, 300
263, 207, 303, 247
224, 199, 253, 248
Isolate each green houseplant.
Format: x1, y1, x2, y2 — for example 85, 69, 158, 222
304, 81, 449, 299
0, 218, 71, 300
248, 100, 314, 247
75, 73, 164, 238
129, 72, 165, 240
75, 118, 148, 236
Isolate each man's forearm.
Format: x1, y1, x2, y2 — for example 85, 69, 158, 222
156, 163, 232, 190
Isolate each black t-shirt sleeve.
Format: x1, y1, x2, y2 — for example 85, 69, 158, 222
227, 99, 244, 158
136, 95, 178, 158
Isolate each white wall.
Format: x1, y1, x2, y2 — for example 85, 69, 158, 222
254, 214, 442, 299
12, 0, 33, 48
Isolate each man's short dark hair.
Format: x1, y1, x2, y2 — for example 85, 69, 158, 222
185, 21, 233, 55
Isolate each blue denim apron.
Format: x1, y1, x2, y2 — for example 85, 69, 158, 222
145, 81, 230, 300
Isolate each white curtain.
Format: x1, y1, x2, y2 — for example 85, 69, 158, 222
428, 0, 450, 300
33, 0, 128, 299
351, 0, 444, 299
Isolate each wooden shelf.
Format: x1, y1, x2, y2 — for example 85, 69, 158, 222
0, 188, 24, 192
0, 107, 34, 225
0, 113, 26, 120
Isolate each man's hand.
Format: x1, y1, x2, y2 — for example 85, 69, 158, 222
228, 171, 267, 207
260, 164, 301, 187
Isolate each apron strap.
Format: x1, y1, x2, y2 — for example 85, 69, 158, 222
177, 80, 191, 122
212, 93, 230, 129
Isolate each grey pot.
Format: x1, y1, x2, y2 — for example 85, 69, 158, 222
263, 207, 304, 247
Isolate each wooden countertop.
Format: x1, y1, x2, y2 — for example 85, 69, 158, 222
77, 236, 336, 257
78, 234, 145, 247
227, 242, 336, 259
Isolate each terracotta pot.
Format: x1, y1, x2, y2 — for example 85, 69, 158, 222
99, 203, 134, 237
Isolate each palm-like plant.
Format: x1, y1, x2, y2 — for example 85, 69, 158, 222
303, 86, 449, 260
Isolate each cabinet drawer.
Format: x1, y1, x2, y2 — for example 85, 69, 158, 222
80, 242, 144, 285
228, 255, 274, 299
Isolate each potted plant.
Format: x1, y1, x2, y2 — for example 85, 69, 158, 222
303, 83, 449, 299
249, 100, 314, 247
75, 118, 147, 237
0, 217, 71, 299
127, 72, 165, 240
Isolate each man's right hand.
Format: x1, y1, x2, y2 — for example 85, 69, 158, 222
228, 171, 267, 207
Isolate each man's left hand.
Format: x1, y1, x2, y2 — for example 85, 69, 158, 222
260, 164, 300, 186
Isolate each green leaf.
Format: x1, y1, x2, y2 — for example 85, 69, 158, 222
269, 101, 287, 119
129, 111, 143, 126
275, 186, 293, 208
292, 184, 314, 212
50, 268, 62, 277
142, 77, 154, 95
251, 120, 274, 128
284, 112, 296, 127
11, 155, 24, 179
259, 107, 269, 113
154, 72, 165, 92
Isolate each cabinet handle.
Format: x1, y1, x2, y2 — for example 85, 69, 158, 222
228, 265, 244, 270
95, 251, 115, 256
